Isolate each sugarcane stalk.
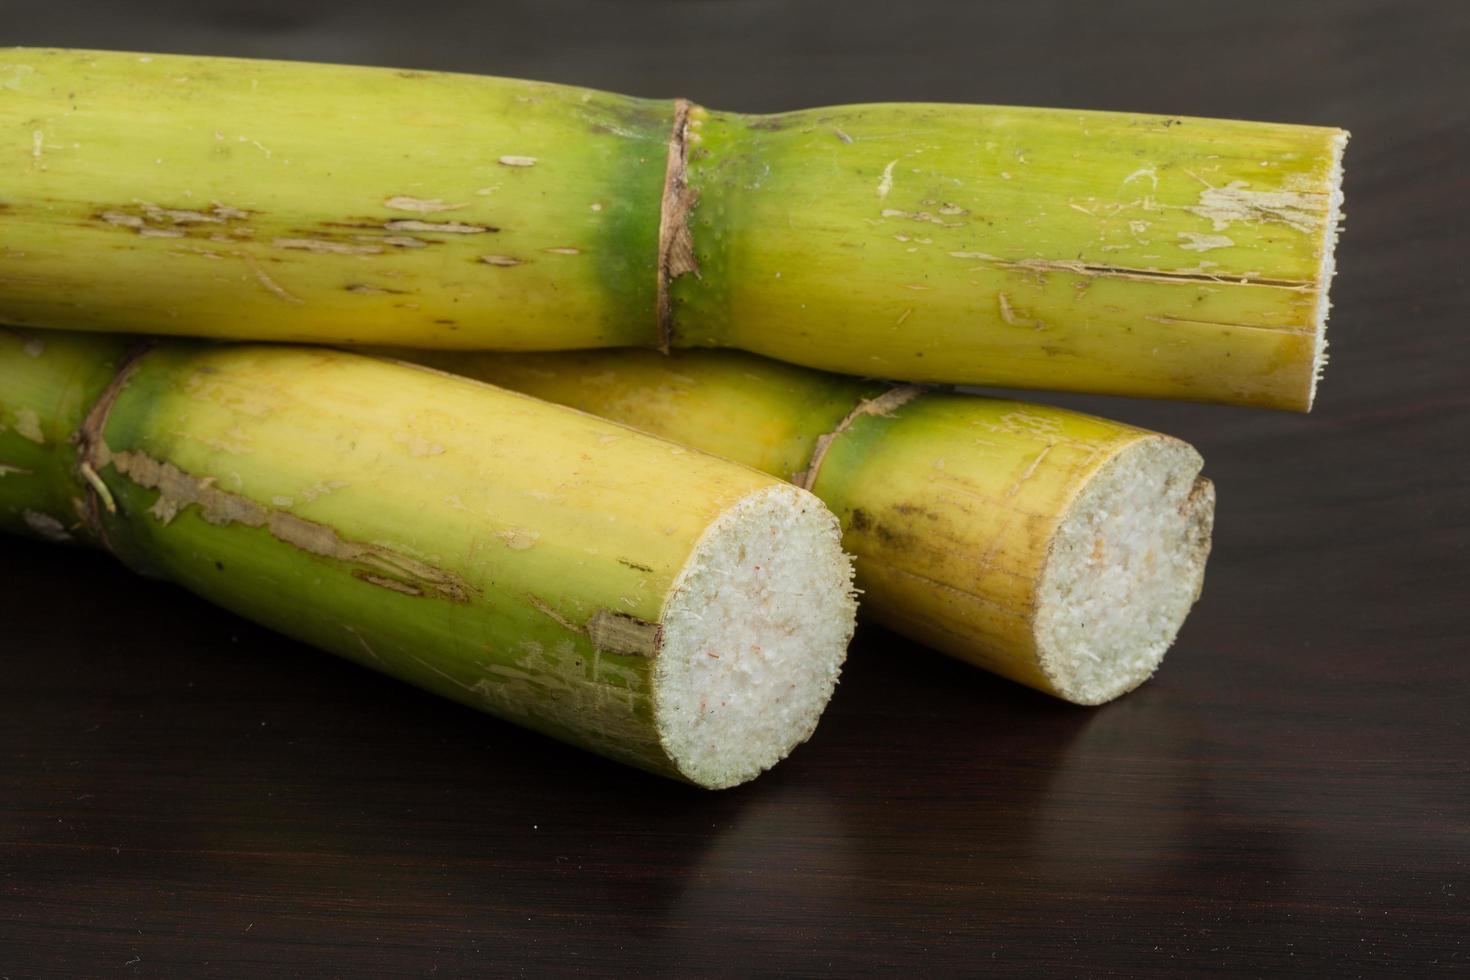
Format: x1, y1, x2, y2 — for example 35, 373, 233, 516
1, 48, 1344, 409
403, 347, 1215, 705
0, 327, 856, 788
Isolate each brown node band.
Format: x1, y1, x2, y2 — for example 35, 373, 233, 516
656, 99, 700, 353
74, 341, 157, 550
793, 385, 928, 490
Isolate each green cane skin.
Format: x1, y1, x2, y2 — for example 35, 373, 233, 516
1, 49, 1343, 408
415, 345, 882, 483
676, 106, 1343, 409
0, 49, 667, 349
0, 332, 811, 782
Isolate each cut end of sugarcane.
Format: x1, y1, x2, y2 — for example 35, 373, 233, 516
1033, 437, 1215, 706
1308, 128, 1349, 411
655, 483, 857, 789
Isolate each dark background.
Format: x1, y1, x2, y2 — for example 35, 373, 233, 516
3, 1, 1468, 974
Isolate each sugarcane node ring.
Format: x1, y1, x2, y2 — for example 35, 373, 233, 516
794, 384, 928, 491
657, 98, 701, 353
75, 339, 155, 549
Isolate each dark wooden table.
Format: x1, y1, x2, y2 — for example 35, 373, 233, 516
4, 1, 1467, 974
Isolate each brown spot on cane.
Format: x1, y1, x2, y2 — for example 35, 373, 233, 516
384, 219, 494, 234
311, 220, 470, 247
345, 283, 408, 295
320, 219, 395, 230
274, 237, 382, 255
528, 596, 661, 657
869, 521, 916, 549
94, 202, 256, 241
845, 507, 915, 549
353, 573, 424, 596
586, 609, 662, 657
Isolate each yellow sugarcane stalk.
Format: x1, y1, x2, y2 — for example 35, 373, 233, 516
1, 48, 1344, 408
405, 347, 1215, 705
0, 328, 856, 787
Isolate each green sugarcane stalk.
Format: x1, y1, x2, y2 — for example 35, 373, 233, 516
1, 48, 1344, 408
0, 328, 856, 788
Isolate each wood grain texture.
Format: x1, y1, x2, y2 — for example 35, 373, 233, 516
2, 0, 1467, 974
